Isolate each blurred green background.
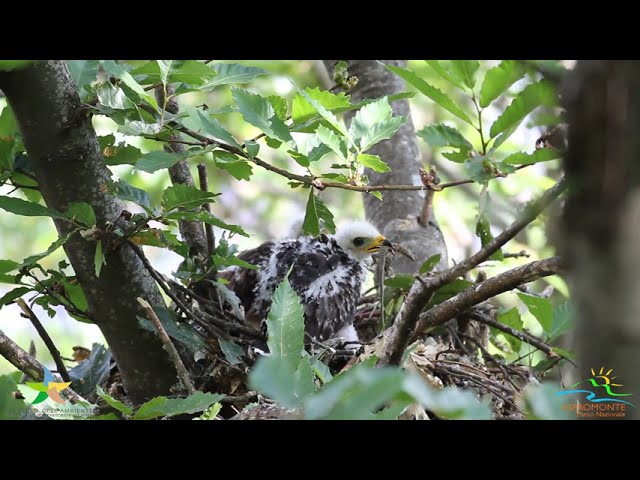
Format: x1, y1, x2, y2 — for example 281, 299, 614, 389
0, 60, 567, 374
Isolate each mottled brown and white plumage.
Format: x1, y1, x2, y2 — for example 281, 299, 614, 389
220, 221, 391, 343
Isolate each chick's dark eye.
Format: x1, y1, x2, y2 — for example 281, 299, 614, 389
353, 237, 365, 247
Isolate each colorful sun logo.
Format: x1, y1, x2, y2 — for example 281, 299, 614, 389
25, 366, 71, 404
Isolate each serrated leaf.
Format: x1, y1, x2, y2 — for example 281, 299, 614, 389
0, 195, 66, 220
137, 306, 207, 355
184, 107, 241, 149
248, 354, 316, 409
424, 60, 465, 90
212, 151, 253, 181
518, 292, 553, 332
441, 150, 469, 163
232, 89, 292, 143
65, 202, 96, 227
419, 254, 442, 274
348, 97, 405, 151
370, 191, 383, 201
417, 123, 473, 151
306, 352, 333, 384
547, 302, 574, 342
315, 124, 347, 160
450, 60, 480, 90
100, 60, 159, 111
428, 279, 474, 307
302, 190, 336, 236
292, 87, 351, 124
201, 63, 268, 89
96, 83, 136, 110
463, 156, 497, 183
476, 214, 503, 261
117, 120, 161, 136
268, 95, 288, 120
135, 151, 182, 173
489, 80, 557, 138
68, 343, 112, 396
245, 140, 260, 158
19, 232, 74, 269
115, 180, 151, 208
479, 60, 526, 108
0, 260, 19, 275
99, 135, 143, 166
385, 64, 473, 125
164, 210, 248, 237
67, 60, 99, 92
0, 287, 32, 307
357, 153, 391, 173
266, 277, 305, 369
96, 386, 133, 416
489, 123, 521, 153
496, 307, 523, 352
94, 240, 104, 278
297, 88, 348, 136
384, 274, 415, 290
503, 148, 562, 165
162, 184, 218, 211
134, 391, 224, 420
219, 339, 244, 365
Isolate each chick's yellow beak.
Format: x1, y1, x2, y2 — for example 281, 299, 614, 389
366, 235, 393, 252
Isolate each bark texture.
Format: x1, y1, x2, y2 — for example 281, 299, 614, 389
561, 60, 640, 418
0, 61, 178, 403
323, 60, 448, 274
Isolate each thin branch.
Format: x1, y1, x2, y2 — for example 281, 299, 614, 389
197, 163, 216, 258
412, 256, 564, 341
0, 328, 83, 403
379, 177, 567, 366
16, 298, 70, 383
137, 297, 196, 394
503, 250, 531, 259
220, 390, 258, 404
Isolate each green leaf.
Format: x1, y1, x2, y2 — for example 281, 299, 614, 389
349, 101, 405, 151
134, 391, 225, 420
518, 292, 553, 332
424, 60, 465, 90
96, 83, 136, 110
268, 95, 288, 120
357, 153, 391, 173
96, 386, 134, 416
463, 156, 497, 183
65, 202, 96, 227
0, 60, 33, 72
68, 343, 112, 396
115, 180, 151, 208
547, 302, 574, 342
306, 352, 333, 384
419, 254, 442, 274
137, 306, 208, 355
164, 210, 248, 237
232, 89, 293, 143
503, 148, 562, 165
244, 140, 260, 158
248, 354, 316, 409
19, 231, 74, 269
157, 60, 172, 86
297, 88, 348, 136
441, 150, 469, 163
489, 123, 521, 152
162, 184, 218, 211
496, 307, 523, 352
94, 240, 104, 278
0, 374, 27, 420
417, 124, 473, 151
135, 151, 182, 173
292, 87, 351, 124
428, 279, 474, 307
476, 214, 503, 261
489, 80, 557, 138
450, 60, 480, 90
302, 190, 336, 236
385, 64, 473, 125
212, 151, 253, 181
184, 107, 242, 149
266, 277, 305, 369
0, 287, 32, 307
0, 195, 66, 220
117, 120, 161, 136
479, 60, 526, 108
67, 60, 99, 92
219, 339, 244, 365
315, 124, 347, 160
384, 274, 415, 290
170, 60, 217, 85
201, 63, 268, 89
0, 259, 19, 275
522, 382, 571, 420
100, 60, 159, 111
99, 135, 143, 166
304, 364, 406, 420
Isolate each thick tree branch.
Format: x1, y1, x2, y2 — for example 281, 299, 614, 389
412, 256, 564, 339
16, 298, 70, 383
0, 328, 83, 403
379, 177, 567, 366
0, 61, 178, 403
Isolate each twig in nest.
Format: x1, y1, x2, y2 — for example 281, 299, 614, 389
0, 328, 83, 403
137, 297, 196, 394
17, 298, 70, 383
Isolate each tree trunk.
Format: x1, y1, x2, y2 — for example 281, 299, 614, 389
323, 60, 448, 274
562, 60, 640, 418
0, 61, 178, 404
